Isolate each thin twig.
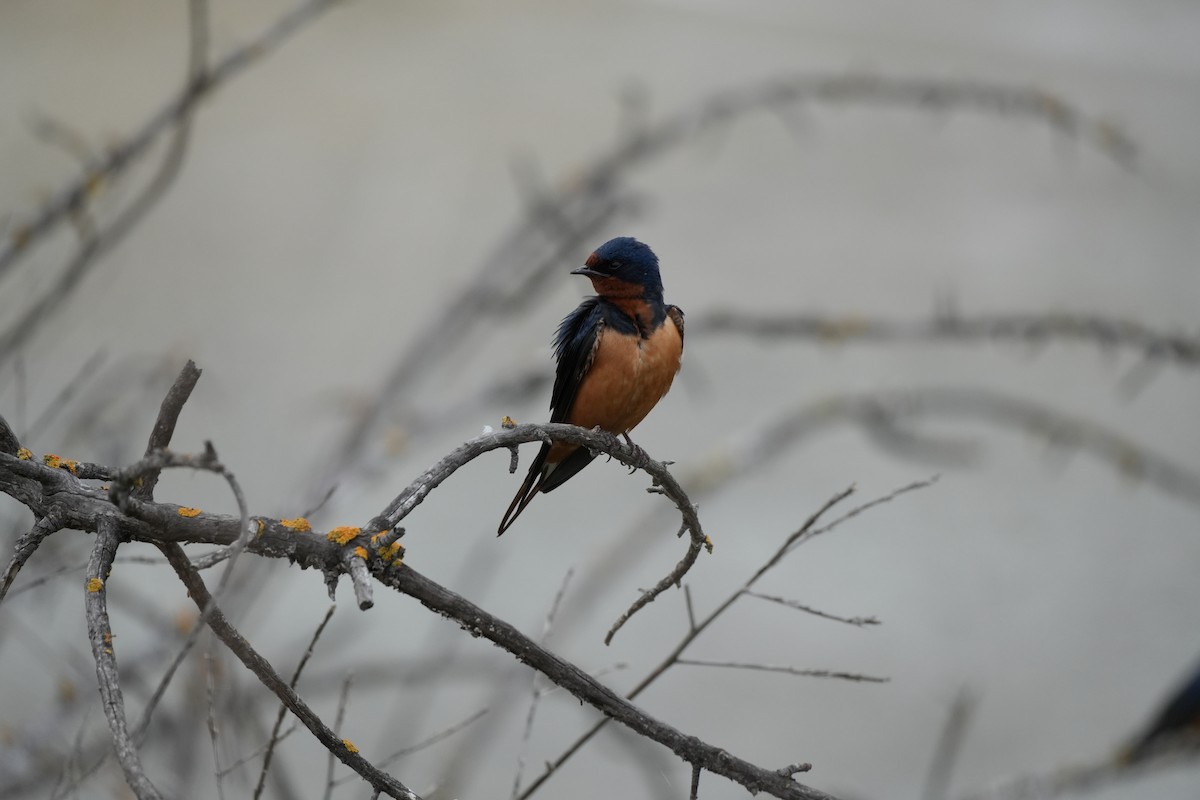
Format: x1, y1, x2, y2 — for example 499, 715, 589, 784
512, 569, 574, 799
741, 591, 879, 627
324, 673, 354, 800
85, 517, 163, 799
255, 604, 338, 799
158, 542, 420, 799
0, 0, 209, 367
675, 659, 888, 683
332, 708, 490, 787
923, 690, 976, 800
306, 72, 1136, 504
205, 651, 228, 800
383, 565, 837, 800
0, 505, 67, 605
518, 480, 928, 799
957, 738, 1200, 800
0, 0, 345, 279
692, 310, 1199, 370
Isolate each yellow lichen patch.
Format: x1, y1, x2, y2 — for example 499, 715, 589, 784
818, 316, 869, 343
353, 546, 368, 560
342, 739, 358, 754
43, 454, 62, 469
281, 517, 312, 533
384, 427, 408, 455
369, 531, 385, 544
12, 224, 31, 251
103, 631, 113, 645
177, 507, 202, 518
17, 448, 33, 460
326, 526, 361, 545
86, 577, 104, 593
175, 610, 196, 635
62, 459, 79, 475
703, 535, 714, 554
83, 170, 106, 199
253, 519, 266, 537
501, 415, 517, 429
378, 541, 404, 565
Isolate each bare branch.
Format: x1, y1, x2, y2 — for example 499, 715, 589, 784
0, 411, 21, 455
381, 565, 839, 800
135, 358, 202, 500
323, 673, 354, 800
368, 422, 709, 639
675, 659, 889, 683
306, 73, 1134, 501
0, 0, 344, 279
957, 738, 1200, 800
85, 517, 163, 799
0, 504, 66, 605
255, 604, 338, 800
512, 569, 574, 799
740, 591, 879, 627
205, 652, 228, 800
692, 310, 1199, 370
923, 690, 976, 800
157, 542, 421, 799
519, 480, 932, 798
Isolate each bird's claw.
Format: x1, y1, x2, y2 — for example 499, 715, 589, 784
620, 431, 648, 471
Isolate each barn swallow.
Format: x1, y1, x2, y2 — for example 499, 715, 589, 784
1122, 655, 1200, 762
498, 237, 684, 535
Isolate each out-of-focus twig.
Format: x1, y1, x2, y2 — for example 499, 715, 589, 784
306, 72, 1134, 502
691, 310, 1200, 370
0, 0, 344, 280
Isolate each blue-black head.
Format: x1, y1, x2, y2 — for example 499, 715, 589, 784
571, 237, 663, 297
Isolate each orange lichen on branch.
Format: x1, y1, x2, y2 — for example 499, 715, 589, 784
353, 546, 368, 560
342, 739, 358, 754
378, 541, 404, 565
501, 415, 517, 428
86, 577, 104, 593
62, 459, 79, 474
326, 526, 361, 545
281, 517, 312, 533
177, 507, 202, 518
704, 535, 714, 553
43, 454, 62, 469
16, 448, 33, 460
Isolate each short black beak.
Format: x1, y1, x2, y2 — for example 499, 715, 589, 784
571, 266, 603, 278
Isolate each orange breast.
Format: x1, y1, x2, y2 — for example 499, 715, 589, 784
550, 316, 683, 462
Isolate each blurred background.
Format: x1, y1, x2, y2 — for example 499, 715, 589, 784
1, 1, 1198, 798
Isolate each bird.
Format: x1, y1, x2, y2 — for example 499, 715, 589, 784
1121, 655, 1200, 762
497, 236, 684, 535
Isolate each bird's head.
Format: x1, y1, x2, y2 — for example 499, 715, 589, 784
571, 237, 663, 299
